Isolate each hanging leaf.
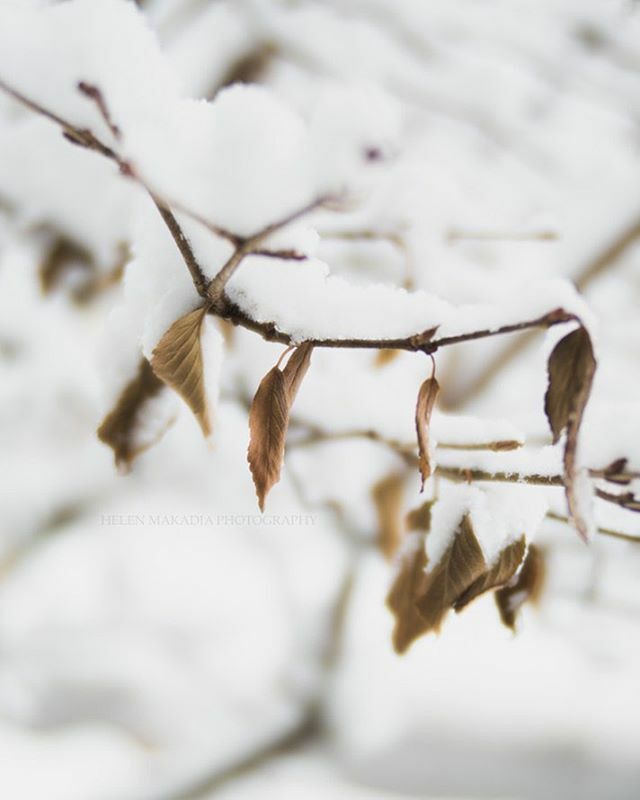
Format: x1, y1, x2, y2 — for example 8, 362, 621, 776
544, 326, 595, 444
248, 368, 288, 511
151, 305, 211, 437
544, 326, 596, 541
387, 532, 430, 654
389, 502, 531, 650
415, 514, 486, 634
97, 357, 168, 470
454, 536, 526, 612
495, 544, 545, 630
415, 376, 440, 490
282, 342, 314, 403
247, 344, 313, 511
373, 472, 406, 560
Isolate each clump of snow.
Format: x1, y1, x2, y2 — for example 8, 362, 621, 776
426, 483, 548, 570
127, 83, 317, 237
0, 0, 180, 142
0, 115, 134, 268
437, 443, 564, 479
228, 256, 588, 343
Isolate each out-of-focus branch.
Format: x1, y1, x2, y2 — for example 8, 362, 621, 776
442, 213, 640, 409
158, 714, 319, 800
288, 424, 522, 460
438, 464, 640, 518
546, 511, 640, 544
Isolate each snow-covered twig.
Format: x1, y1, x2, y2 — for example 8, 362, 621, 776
0, 77, 580, 357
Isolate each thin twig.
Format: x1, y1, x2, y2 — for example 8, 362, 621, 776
595, 487, 640, 513
546, 511, 640, 544
435, 465, 564, 487
437, 465, 640, 516
447, 229, 558, 243
206, 196, 332, 306
0, 77, 119, 160
77, 81, 121, 139
288, 425, 522, 457
214, 300, 576, 355
150, 198, 210, 298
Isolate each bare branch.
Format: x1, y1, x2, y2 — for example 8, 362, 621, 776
77, 81, 121, 139
595, 487, 640, 513
206, 195, 333, 306
0, 77, 119, 160
150, 198, 209, 299
546, 511, 640, 544
214, 300, 576, 355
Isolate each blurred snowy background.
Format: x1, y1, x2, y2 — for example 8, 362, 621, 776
0, 0, 639, 798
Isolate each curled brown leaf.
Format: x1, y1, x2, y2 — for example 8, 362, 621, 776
495, 544, 545, 630
151, 305, 211, 437
97, 357, 168, 470
247, 345, 314, 511
387, 532, 430, 654
415, 376, 440, 491
454, 536, 526, 612
544, 325, 596, 541
414, 514, 486, 635
282, 342, 314, 403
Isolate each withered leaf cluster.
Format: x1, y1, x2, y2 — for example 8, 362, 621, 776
387, 508, 543, 653
97, 308, 599, 566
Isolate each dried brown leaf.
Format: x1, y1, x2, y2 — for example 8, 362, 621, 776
97, 357, 167, 469
454, 536, 526, 612
387, 533, 430, 654
415, 377, 440, 490
544, 326, 596, 541
151, 306, 211, 437
247, 345, 313, 511
544, 327, 595, 444
405, 500, 434, 532
247, 368, 288, 512
415, 514, 486, 635
282, 342, 313, 403
373, 472, 406, 560
495, 544, 545, 630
